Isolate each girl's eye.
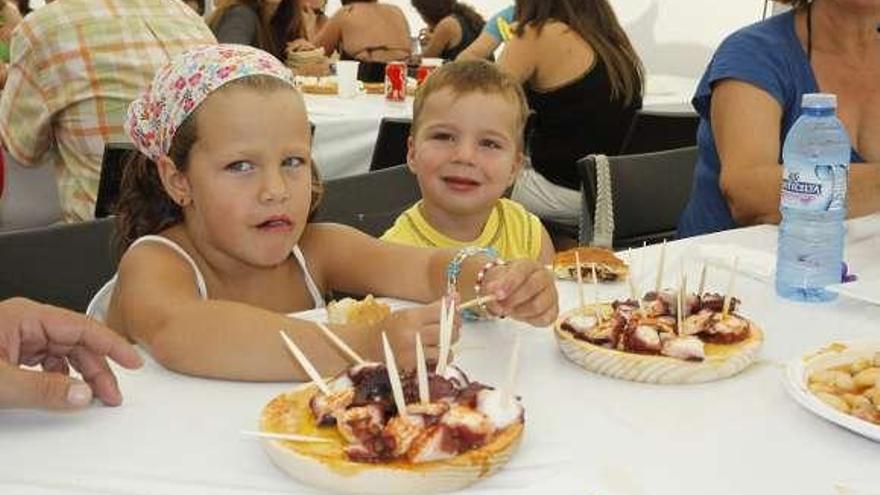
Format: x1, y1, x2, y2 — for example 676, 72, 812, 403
225, 161, 255, 173
480, 139, 502, 150
430, 132, 454, 142
282, 156, 305, 169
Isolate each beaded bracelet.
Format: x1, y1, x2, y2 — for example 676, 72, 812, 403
445, 246, 499, 295
474, 258, 507, 319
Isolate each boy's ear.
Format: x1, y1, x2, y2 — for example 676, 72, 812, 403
155, 155, 192, 207
406, 134, 417, 174
507, 150, 526, 187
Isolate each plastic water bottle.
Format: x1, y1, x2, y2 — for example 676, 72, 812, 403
775, 93, 849, 302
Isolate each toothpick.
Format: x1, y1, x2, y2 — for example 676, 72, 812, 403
677, 275, 684, 335
654, 239, 666, 294
315, 322, 365, 365
459, 294, 497, 311
436, 297, 454, 375
381, 332, 409, 419
698, 262, 707, 295
415, 332, 430, 405
575, 250, 586, 314
721, 256, 739, 319
501, 333, 521, 406
241, 430, 332, 444
279, 330, 330, 395
591, 262, 603, 322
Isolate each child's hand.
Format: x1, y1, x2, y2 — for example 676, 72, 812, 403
482, 259, 558, 327
378, 299, 460, 370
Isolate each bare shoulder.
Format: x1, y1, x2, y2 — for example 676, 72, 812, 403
299, 222, 374, 259
115, 234, 201, 294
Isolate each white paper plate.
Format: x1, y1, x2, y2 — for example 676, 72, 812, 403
784, 340, 880, 442
826, 279, 880, 306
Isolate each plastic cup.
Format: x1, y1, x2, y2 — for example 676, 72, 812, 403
336, 61, 359, 98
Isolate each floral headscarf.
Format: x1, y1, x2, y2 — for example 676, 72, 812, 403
126, 44, 295, 161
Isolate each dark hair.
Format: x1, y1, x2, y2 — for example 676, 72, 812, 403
15, 0, 30, 16
341, 0, 377, 5
411, 0, 485, 32
209, 0, 305, 60
776, 0, 809, 7
114, 76, 323, 255
515, 0, 643, 105
412, 59, 530, 150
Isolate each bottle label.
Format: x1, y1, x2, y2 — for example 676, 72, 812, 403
781, 164, 847, 211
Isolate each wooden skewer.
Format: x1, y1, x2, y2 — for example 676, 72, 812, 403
415, 332, 430, 405
436, 297, 454, 375
458, 294, 497, 311
721, 256, 739, 319
677, 275, 684, 335
591, 262, 603, 322
381, 332, 409, 419
575, 251, 586, 315
501, 333, 521, 406
698, 261, 707, 296
241, 430, 332, 444
315, 322, 365, 365
279, 330, 330, 395
654, 239, 667, 294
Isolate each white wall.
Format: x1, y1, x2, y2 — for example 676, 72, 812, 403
323, 0, 772, 79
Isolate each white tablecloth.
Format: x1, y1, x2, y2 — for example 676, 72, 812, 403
6, 216, 877, 495
307, 74, 698, 180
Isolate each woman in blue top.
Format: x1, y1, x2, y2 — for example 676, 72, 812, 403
678, 0, 880, 237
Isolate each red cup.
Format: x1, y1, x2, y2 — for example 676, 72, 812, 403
416, 65, 436, 86
384, 61, 407, 102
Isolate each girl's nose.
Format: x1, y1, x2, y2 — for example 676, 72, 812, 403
259, 167, 290, 203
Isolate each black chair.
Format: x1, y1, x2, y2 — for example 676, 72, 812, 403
95, 142, 138, 218
576, 146, 698, 249
618, 108, 699, 155
0, 218, 117, 312
312, 164, 420, 237
369, 117, 412, 172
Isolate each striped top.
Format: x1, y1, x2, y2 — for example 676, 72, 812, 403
0, 0, 216, 222
381, 198, 543, 261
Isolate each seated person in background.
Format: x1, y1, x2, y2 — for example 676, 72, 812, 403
0, 297, 142, 410
677, 0, 880, 237
209, 0, 311, 61
455, 4, 514, 61
412, 0, 484, 61
88, 45, 557, 381
382, 60, 554, 265
0, 0, 215, 222
314, 0, 411, 81
302, 0, 329, 37
499, 0, 643, 228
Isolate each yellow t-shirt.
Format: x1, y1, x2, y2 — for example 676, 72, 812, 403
381, 198, 543, 261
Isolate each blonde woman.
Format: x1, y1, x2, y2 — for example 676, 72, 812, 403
678, 0, 880, 236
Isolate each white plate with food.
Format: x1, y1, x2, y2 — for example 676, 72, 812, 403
784, 340, 880, 442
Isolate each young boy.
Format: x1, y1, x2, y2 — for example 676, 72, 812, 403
381, 60, 554, 264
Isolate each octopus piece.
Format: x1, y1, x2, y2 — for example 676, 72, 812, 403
384, 415, 426, 457
439, 405, 495, 452
407, 402, 451, 426
661, 335, 706, 362
680, 309, 714, 336
560, 314, 599, 337
475, 389, 525, 430
654, 315, 677, 334
699, 293, 739, 313
336, 403, 386, 445
309, 386, 355, 426
623, 323, 662, 355
641, 292, 670, 318
702, 313, 751, 344
455, 381, 492, 409
407, 425, 457, 464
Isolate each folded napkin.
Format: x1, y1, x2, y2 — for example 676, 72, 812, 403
693, 243, 776, 283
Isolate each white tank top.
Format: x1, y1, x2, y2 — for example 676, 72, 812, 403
86, 235, 325, 321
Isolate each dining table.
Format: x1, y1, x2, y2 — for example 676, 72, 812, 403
2, 214, 878, 495
305, 73, 699, 181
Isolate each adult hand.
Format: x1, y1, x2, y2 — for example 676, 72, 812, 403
0, 297, 143, 410
482, 259, 559, 327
